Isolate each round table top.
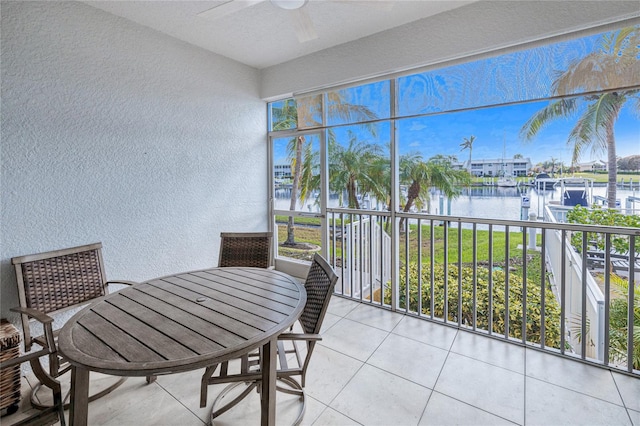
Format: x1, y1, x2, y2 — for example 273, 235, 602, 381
58, 267, 306, 376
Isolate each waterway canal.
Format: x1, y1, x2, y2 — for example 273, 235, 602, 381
275, 185, 640, 221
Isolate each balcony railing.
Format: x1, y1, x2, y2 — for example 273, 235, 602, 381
327, 207, 639, 377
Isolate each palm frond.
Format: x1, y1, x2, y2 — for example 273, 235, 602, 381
567, 93, 624, 162
325, 92, 379, 136
604, 26, 637, 57
298, 142, 318, 203
520, 98, 577, 141
272, 99, 299, 131
555, 27, 639, 94
554, 53, 602, 94
294, 94, 322, 128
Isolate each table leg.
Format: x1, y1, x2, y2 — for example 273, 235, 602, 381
69, 366, 90, 426
260, 338, 276, 426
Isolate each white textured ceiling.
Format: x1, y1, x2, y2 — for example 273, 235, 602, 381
83, 0, 477, 69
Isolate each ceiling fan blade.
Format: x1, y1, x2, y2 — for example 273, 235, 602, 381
335, 0, 394, 12
198, 0, 265, 21
290, 7, 317, 43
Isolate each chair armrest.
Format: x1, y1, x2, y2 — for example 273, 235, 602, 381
0, 347, 52, 369
278, 333, 322, 342
107, 279, 138, 286
10, 306, 54, 324
10, 307, 56, 350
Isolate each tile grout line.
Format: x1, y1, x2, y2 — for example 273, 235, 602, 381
155, 379, 207, 425
524, 348, 633, 410
431, 330, 528, 425
525, 373, 633, 410
617, 378, 639, 426
317, 299, 368, 422
415, 328, 460, 425
609, 369, 633, 413
523, 343, 527, 425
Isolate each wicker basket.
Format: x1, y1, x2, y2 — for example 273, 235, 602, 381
0, 319, 21, 415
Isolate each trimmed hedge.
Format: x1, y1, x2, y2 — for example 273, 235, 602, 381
386, 263, 562, 348
566, 205, 640, 255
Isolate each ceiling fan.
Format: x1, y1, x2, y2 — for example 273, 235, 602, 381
198, 0, 393, 44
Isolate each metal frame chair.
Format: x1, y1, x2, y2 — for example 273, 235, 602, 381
218, 232, 272, 268
11, 242, 136, 410
200, 253, 338, 425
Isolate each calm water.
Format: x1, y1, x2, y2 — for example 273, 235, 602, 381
439, 185, 639, 220
275, 185, 640, 221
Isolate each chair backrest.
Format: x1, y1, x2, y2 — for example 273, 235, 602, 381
218, 232, 272, 268
12, 242, 108, 349
299, 254, 339, 335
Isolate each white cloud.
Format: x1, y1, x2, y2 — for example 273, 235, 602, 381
409, 122, 427, 131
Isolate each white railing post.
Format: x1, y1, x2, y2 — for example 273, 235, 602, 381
597, 300, 605, 362
528, 212, 538, 250
325, 205, 634, 376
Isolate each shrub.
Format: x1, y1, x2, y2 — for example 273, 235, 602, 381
566, 205, 640, 254
607, 275, 640, 369
386, 263, 562, 348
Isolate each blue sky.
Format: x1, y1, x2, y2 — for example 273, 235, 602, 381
273, 26, 639, 166
397, 101, 639, 165
274, 103, 638, 166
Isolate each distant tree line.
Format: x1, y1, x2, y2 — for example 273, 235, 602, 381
531, 155, 639, 175
617, 155, 640, 171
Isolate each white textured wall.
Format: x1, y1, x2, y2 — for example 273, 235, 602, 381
261, 1, 640, 99
0, 2, 266, 320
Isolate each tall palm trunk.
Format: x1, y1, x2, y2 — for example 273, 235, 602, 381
400, 180, 420, 231
347, 178, 360, 209
285, 135, 304, 246
606, 120, 618, 208
605, 97, 623, 208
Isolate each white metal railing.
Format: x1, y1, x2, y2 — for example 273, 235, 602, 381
327, 207, 639, 377
544, 207, 605, 361
329, 211, 391, 303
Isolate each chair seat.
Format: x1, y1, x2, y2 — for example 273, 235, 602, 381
206, 337, 308, 424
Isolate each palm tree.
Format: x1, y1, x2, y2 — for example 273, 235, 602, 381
399, 153, 471, 230
459, 135, 475, 173
329, 133, 384, 209
272, 95, 377, 246
356, 149, 390, 210
549, 157, 558, 175
520, 27, 640, 207
272, 99, 303, 245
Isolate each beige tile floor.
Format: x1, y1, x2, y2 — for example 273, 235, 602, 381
3, 296, 640, 425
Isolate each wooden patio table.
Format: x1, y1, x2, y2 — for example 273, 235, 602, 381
57, 267, 306, 426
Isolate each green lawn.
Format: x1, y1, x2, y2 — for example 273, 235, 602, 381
401, 223, 545, 284
470, 172, 640, 185
412, 225, 538, 262
571, 172, 640, 183
277, 221, 544, 283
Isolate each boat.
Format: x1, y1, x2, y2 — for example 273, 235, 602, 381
558, 177, 594, 207
497, 176, 517, 187
496, 135, 517, 187
532, 173, 557, 190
